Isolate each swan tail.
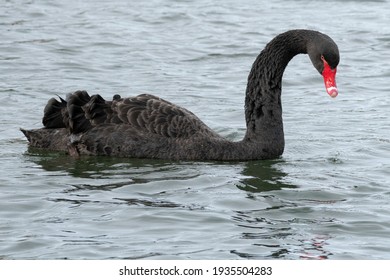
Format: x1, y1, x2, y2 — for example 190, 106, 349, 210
83, 94, 111, 125
67, 90, 93, 134
20, 127, 69, 152
42, 96, 67, 128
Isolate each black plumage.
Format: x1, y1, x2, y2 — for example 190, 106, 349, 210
21, 30, 340, 160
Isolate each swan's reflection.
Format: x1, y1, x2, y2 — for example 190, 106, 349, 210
25, 147, 295, 193
24, 149, 333, 260
237, 159, 296, 192
232, 160, 332, 259
25, 147, 172, 179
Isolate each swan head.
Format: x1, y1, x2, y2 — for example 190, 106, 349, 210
307, 33, 340, 98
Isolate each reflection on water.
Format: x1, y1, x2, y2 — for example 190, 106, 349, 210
237, 160, 297, 192
26, 147, 296, 193
23, 148, 336, 259
232, 207, 334, 259
25, 147, 172, 179
16, 137, 390, 260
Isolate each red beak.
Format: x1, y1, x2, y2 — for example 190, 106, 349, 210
322, 58, 338, 98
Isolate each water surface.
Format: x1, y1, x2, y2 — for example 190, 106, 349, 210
0, 0, 389, 259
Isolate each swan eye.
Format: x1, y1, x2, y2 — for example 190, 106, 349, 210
321, 55, 325, 61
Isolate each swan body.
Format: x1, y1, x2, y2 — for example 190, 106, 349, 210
21, 29, 340, 160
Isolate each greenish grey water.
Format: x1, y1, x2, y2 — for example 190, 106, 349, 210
1, 0, 389, 259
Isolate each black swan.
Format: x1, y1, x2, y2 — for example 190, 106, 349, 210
21, 29, 339, 160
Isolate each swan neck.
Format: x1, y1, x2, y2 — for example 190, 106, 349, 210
243, 30, 312, 157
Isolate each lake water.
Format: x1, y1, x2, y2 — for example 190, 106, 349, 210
0, 0, 389, 259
